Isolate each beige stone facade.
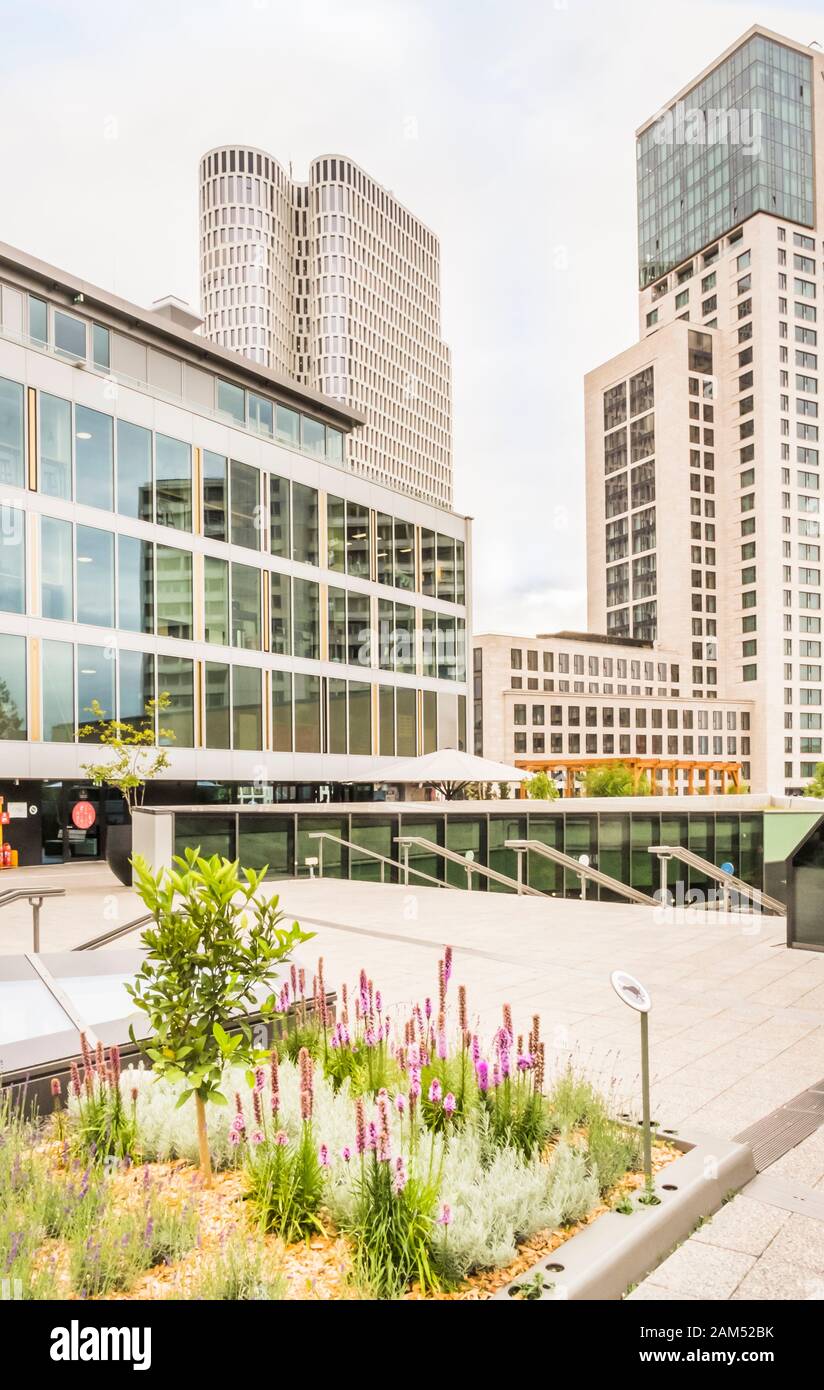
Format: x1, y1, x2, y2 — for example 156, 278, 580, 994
199, 147, 452, 509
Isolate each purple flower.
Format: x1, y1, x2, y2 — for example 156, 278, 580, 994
428, 1078, 442, 1105
392, 1156, 407, 1195
443, 1092, 456, 1117
438, 1203, 452, 1227
437, 1027, 447, 1061
444, 945, 453, 985
275, 1130, 289, 1146
395, 1093, 406, 1115
424, 997, 432, 1021
476, 1060, 490, 1093
341, 1146, 352, 1163
319, 1144, 330, 1168
367, 1122, 378, 1152
517, 1053, 534, 1072
250, 1130, 264, 1146
253, 1068, 265, 1094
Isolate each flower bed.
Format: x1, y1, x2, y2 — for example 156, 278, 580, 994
1, 949, 676, 1301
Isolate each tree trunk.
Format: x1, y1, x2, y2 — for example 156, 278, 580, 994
194, 1092, 212, 1185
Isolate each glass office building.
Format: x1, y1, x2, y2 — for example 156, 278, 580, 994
638, 33, 814, 286
0, 242, 470, 865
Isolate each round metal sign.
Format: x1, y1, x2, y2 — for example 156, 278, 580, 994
720, 861, 735, 876
71, 801, 97, 830
610, 969, 651, 1014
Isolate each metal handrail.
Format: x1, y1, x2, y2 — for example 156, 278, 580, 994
648, 845, 785, 915
505, 840, 659, 905
307, 831, 455, 890
394, 836, 545, 896
75, 911, 154, 951
0, 886, 66, 951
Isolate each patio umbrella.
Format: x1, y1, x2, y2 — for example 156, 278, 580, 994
351, 748, 532, 799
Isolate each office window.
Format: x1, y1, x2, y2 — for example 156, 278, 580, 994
54, 310, 86, 360
77, 644, 114, 738
203, 450, 228, 541
346, 502, 370, 578
28, 296, 47, 345
294, 577, 319, 659
326, 427, 344, 465
0, 378, 24, 490
155, 545, 192, 639
421, 529, 436, 596
294, 672, 321, 752
217, 378, 245, 424
292, 482, 319, 564
436, 534, 456, 601
42, 639, 74, 741
205, 662, 231, 749
275, 404, 300, 448
156, 654, 193, 747
0, 504, 25, 613
115, 419, 153, 521
231, 563, 261, 650
395, 604, 416, 674
346, 682, 371, 756
395, 520, 415, 590
0, 632, 26, 739
376, 513, 393, 586
155, 435, 192, 532
269, 476, 290, 557
75, 406, 113, 511
118, 649, 153, 729
41, 515, 73, 620
118, 536, 154, 634
348, 592, 371, 667
396, 686, 417, 755
325, 678, 345, 753
232, 665, 262, 749
40, 393, 72, 499
76, 525, 114, 628
248, 392, 273, 437
271, 669, 293, 752
230, 459, 259, 550
92, 324, 110, 372
379, 685, 395, 756
328, 586, 347, 663
204, 555, 229, 645
327, 495, 345, 571
301, 416, 326, 460
438, 614, 457, 680
270, 571, 291, 655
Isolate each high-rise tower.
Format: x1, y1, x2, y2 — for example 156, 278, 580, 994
585, 26, 824, 793
199, 146, 452, 507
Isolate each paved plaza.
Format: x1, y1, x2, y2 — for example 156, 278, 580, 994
4, 861, 824, 1298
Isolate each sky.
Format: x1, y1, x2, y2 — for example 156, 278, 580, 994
0, 0, 821, 635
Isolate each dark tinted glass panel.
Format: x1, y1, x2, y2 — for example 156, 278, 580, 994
232, 665, 262, 749
203, 451, 227, 541
155, 435, 192, 531
272, 670, 292, 751
118, 536, 154, 634
205, 661, 230, 748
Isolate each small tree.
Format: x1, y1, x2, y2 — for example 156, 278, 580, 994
79, 695, 175, 816
583, 762, 650, 797
804, 763, 824, 798
128, 848, 313, 1182
526, 771, 559, 801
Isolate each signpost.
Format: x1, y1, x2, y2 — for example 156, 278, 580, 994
611, 969, 653, 1191
719, 860, 735, 913
578, 853, 590, 900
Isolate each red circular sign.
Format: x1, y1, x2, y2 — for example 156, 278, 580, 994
71, 801, 96, 830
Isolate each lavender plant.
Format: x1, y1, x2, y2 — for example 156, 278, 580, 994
244, 1047, 326, 1242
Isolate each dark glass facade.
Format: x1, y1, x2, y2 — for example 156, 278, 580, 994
169, 805, 766, 898
638, 35, 813, 286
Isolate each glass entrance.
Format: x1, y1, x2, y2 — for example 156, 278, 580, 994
40, 782, 104, 863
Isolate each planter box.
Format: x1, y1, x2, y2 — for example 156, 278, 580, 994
495, 1130, 756, 1301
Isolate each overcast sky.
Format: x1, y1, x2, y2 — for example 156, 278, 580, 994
0, 0, 821, 634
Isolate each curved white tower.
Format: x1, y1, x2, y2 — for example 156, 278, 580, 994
199, 146, 452, 506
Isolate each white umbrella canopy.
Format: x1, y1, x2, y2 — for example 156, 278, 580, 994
352, 747, 532, 796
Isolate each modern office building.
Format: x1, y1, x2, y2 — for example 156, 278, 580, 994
0, 240, 470, 866
473, 631, 753, 793
199, 146, 452, 508
585, 26, 824, 794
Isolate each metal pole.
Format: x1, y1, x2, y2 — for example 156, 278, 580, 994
515, 848, 524, 895
579, 872, 586, 901
31, 896, 42, 953
660, 854, 667, 904
465, 865, 473, 891
640, 1010, 652, 1189
318, 839, 324, 879
402, 844, 410, 886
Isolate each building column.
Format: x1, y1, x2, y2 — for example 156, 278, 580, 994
687, 764, 695, 796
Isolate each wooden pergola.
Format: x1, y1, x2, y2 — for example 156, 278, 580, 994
515, 756, 743, 798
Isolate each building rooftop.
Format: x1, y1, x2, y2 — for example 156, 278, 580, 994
0, 238, 363, 430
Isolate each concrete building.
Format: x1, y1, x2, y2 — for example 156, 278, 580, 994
0, 240, 469, 866
199, 147, 452, 508
585, 26, 824, 794
473, 631, 753, 793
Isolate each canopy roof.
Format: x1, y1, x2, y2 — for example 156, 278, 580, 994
352, 748, 532, 786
